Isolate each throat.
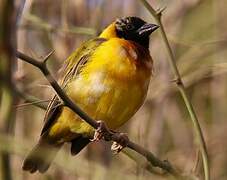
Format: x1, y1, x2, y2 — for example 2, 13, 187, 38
133, 37, 149, 49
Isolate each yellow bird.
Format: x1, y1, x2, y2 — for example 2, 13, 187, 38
23, 16, 159, 173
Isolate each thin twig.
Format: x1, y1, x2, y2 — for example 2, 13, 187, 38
15, 99, 50, 109
139, 1, 210, 180
16, 51, 183, 178
14, 87, 48, 110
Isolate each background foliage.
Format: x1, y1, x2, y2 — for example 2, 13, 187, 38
1, 0, 227, 179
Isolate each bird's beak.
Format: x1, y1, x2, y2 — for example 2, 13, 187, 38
137, 23, 159, 36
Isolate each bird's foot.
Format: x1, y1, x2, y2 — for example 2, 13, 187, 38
90, 121, 129, 153
111, 133, 129, 154
90, 121, 110, 142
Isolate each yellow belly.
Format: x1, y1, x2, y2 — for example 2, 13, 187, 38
49, 71, 149, 139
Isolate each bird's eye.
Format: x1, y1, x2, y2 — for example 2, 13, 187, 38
126, 24, 134, 30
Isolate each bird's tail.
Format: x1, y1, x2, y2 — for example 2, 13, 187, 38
22, 135, 62, 173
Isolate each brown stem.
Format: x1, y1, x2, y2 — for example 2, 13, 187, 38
139, 1, 210, 179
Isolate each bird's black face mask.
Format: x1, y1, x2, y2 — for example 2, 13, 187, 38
115, 16, 159, 48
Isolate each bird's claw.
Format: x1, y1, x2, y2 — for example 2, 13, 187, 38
111, 142, 124, 154
90, 122, 129, 154
90, 121, 109, 142
111, 133, 129, 154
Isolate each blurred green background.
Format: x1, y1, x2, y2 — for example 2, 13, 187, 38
1, 0, 227, 179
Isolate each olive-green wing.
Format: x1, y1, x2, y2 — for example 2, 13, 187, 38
40, 38, 107, 135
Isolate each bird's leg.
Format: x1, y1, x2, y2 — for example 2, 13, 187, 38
90, 121, 129, 153
111, 132, 129, 154
90, 121, 111, 142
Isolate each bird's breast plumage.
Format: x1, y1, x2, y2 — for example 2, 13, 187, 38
49, 38, 153, 139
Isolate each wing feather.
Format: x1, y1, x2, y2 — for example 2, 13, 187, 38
40, 38, 106, 135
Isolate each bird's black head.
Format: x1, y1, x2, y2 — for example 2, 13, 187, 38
115, 17, 159, 48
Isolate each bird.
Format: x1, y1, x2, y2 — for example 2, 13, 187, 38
22, 16, 159, 173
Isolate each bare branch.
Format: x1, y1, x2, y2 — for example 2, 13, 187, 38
43, 50, 54, 64
15, 99, 50, 109
16, 51, 183, 178
14, 87, 48, 110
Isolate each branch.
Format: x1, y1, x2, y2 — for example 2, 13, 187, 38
15, 99, 50, 109
16, 93, 48, 110
16, 51, 183, 178
139, 1, 210, 180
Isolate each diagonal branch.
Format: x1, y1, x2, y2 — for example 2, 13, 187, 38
138, 1, 210, 180
14, 88, 48, 110
16, 51, 183, 178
